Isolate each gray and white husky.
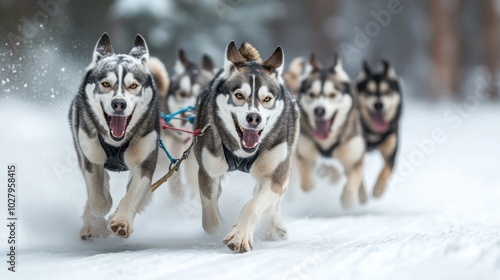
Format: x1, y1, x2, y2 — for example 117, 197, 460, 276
356, 60, 402, 198
155, 49, 217, 200
288, 54, 367, 208
194, 42, 300, 253
69, 33, 165, 239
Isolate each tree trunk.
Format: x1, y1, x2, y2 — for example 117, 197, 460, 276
481, 0, 499, 99
430, 0, 463, 98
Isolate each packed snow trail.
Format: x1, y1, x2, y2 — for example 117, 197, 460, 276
1, 99, 499, 280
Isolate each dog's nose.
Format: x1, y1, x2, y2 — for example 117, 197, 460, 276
111, 99, 127, 113
314, 107, 325, 118
374, 102, 384, 111
246, 112, 262, 127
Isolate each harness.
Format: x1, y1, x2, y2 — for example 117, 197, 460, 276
98, 133, 129, 172
365, 129, 393, 151
223, 145, 259, 173
315, 141, 339, 158
361, 118, 394, 150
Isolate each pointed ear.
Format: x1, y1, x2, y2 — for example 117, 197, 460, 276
179, 49, 189, 65
262, 46, 284, 76
381, 59, 397, 78
92, 32, 114, 65
224, 41, 246, 74
362, 60, 372, 76
332, 53, 343, 72
309, 53, 322, 71
129, 34, 149, 64
202, 54, 215, 72
174, 49, 190, 74
331, 54, 349, 81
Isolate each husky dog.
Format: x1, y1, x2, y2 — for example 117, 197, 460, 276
69, 33, 163, 239
164, 49, 217, 116
194, 42, 300, 253
292, 54, 366, 208
155, 50, 216, 200
356, 60, 402, 198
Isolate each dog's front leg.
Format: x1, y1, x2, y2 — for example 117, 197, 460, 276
108, 135, 157, 238
335, 136, 365, 209
223, 179, 282, 253
108, 171, 152, 238
82, 165, 112, 217
373, 133, 397, 198
80, 163, 112, 240
198, 168, 222, 234
77, 134, 112, 240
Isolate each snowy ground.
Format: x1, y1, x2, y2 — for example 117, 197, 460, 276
1, 97, 500, 280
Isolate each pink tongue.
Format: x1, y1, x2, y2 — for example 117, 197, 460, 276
314, 120, 330, 140
372, 113, 388, 132
110, 116, 128, 138
242, 128, 260, 149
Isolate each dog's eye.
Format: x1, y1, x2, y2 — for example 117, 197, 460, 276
327, 93, 337, 98
129, 83, 138, 89
308, 92, 316, 98
263, 96, 272, 103
101, 82, 111, 88
234, 92, 245, 100
179, 91, 189, 98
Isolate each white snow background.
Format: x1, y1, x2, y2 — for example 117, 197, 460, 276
1, 70, 500, 279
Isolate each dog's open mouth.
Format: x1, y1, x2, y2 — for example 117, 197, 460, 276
232, 114, 263, 153
371, 112, 388, 133
104, 112, 132, 141
314, 112, 336, 141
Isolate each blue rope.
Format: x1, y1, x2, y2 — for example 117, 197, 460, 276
158, 105, 197, 165
158, 139, 177, 164
160, 105, 195, 124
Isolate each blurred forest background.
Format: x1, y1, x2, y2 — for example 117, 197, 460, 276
0, 0, 498, 105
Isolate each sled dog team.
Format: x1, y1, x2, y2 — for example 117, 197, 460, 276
69, 33, 402, 253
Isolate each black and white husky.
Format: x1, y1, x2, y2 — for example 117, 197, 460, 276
194, 42, 300, 253
356, 60, 402, 198
287, 54, 367, 208
69, 33, 165, 239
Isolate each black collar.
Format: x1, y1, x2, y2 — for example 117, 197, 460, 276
98, 133, 130, 172
223, 144, 259, 173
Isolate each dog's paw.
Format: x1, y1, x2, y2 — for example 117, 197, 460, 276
108, 214, 133, 238
358, 185, 368, 205
373, 182, 386, 198
265, 224, 288, 241
80, 217, 110, 240
318, 164, 342, 183
300, 180, 315, 192
340, 189, 356, 209
223, 226, 253, 253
